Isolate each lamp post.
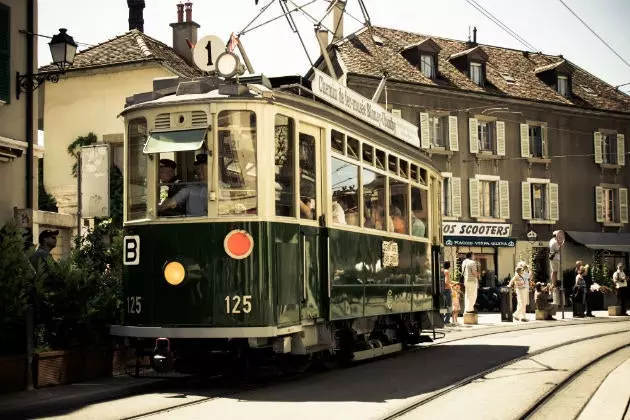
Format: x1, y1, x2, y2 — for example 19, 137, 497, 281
16, 28, 77, 99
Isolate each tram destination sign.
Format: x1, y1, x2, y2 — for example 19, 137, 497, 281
311, 69, 420, 148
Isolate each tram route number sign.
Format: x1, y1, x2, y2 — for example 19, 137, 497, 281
123, 235, 140, 265
193, 35, 227, 72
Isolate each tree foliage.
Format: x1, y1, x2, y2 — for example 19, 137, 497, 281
67, 132, 98, 178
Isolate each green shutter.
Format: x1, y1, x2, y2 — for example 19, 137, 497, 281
0, 4, 10, 103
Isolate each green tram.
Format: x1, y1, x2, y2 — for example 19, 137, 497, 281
110, 70, 443, 373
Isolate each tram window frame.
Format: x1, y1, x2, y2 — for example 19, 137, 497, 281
387, 154, 398, 175
410, 164, 418, 182
330, 156, 360, 226
375, 149, 386, 170
346, 136, 360, 160
331, 129, 344, 155
362, 143, 374, 165
217, 110, 258, 216
274, 113, 296, 218
126, 117, 148, 222
400, 159, 409, 179
299, 131, 318, 221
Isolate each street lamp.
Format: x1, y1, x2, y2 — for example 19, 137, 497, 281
16, 28, 77, 99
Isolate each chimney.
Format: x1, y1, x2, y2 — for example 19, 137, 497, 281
169, 1, 200, 66
127, 0, 145, 32
332, 0, 345, 42
473, 26, 477, 45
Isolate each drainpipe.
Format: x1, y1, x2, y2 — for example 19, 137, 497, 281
26, 0, 35, 209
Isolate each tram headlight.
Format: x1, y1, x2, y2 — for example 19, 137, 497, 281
216, 52, 240, 79
164, 261, 186, 286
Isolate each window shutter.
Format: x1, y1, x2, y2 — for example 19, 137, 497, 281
593, 132, 603, 164
541, 126, 548, 158
549, 183, 559, 220
451, 176, 462, 217
619, 188, 628, 224
499, 180, 510, 219
420, 112, 430, 149
469, 178, 480, 218
521, 182, 531, 220
0, 4, 10, 104
617, 134, 625, 166
469, 118, 479, 154
520, 124, 530, 158
595, 186, 604, 222
496, 121, 506, 156
448, 116, 459, 151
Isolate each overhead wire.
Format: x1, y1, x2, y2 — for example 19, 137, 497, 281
557, 0, 630, 71
463, 0, 538, 52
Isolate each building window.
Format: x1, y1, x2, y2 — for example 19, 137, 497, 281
470, 62, 483, 86
442, 175, 461, 218
0, 4, 10, 104
478, 121, 495, 152
430, 115, 446, 147
531, 183, 547, 219
479, 180, 497, 218
557, 75, 569, 97
443, 177, 452, 217
602, 134, 617, 164
529, 125, 544, 158
420, 54, 435, 79
603, 187, 616, 222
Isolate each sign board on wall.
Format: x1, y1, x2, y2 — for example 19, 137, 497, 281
311, 69, 420, 148
444, 237, 515, 247
442, 222, 512, 238
80, 144, 110, 219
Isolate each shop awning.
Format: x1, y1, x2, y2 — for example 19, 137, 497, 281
566, 231, 630, 253
143, 128, 206, 154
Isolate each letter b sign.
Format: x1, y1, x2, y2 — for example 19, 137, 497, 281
123, 235, 140, 265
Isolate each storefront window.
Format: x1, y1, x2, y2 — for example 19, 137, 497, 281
218, 110, 257, 215
127, 118, 148, 221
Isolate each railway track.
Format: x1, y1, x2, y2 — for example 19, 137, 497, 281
379, 326, 630, 420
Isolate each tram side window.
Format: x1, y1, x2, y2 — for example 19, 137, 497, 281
299, 133, 317, 220
362, 169, 387, 231
218, 110, 257, 215
274, 114, 295, 217
127, 118, 148, 221
389, 178, 409, 234
331, 157, 359, 226
411, 186, 428, 238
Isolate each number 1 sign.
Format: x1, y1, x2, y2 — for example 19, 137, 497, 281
193, 35, 227, 72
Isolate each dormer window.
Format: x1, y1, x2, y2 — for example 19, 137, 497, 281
400, 38, 441, 81
470, 62, 483, 86
535, 60, 573, 98
420, 54, 436, 79
448, 46, 488, 87
557, 75, 568, 97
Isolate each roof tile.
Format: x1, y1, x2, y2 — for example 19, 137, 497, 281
336, 27, 630, 113
39, 29, 202, 79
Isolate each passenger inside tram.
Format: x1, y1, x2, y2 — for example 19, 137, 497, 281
158, 153, 208, 217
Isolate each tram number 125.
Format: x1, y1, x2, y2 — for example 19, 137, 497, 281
127, 296, 142, 314
225, 295, 252, 314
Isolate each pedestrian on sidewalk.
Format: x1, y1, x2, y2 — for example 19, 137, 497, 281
572, 266, 586, 317
583, 264, 595, 317
462, 252, 479, 313
508, 266, 529, 322
612, 263, 628, 314
443, 261, 453, 325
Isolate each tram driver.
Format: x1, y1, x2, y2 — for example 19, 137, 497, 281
158, 158, 184, 216
158, 153, 208, 217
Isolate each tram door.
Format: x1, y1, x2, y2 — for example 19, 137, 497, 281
297, 122, 323, 320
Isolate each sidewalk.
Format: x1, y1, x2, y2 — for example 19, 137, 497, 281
0, 375, 167, 419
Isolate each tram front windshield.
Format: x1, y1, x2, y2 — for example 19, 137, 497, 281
126, 110, 258, 221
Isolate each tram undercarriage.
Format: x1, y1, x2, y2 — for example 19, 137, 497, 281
123, 312, 430, 377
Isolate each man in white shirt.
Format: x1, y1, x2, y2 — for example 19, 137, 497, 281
549, 231, 561, 304
613, 263, 628, 314
461, 251, 479, 313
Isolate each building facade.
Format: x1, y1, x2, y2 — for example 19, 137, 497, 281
39, 1, 202, 215
309, 22, 630, 284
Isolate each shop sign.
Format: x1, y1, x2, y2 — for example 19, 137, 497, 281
442, 222, 512, 237
444, 237, 516, 247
